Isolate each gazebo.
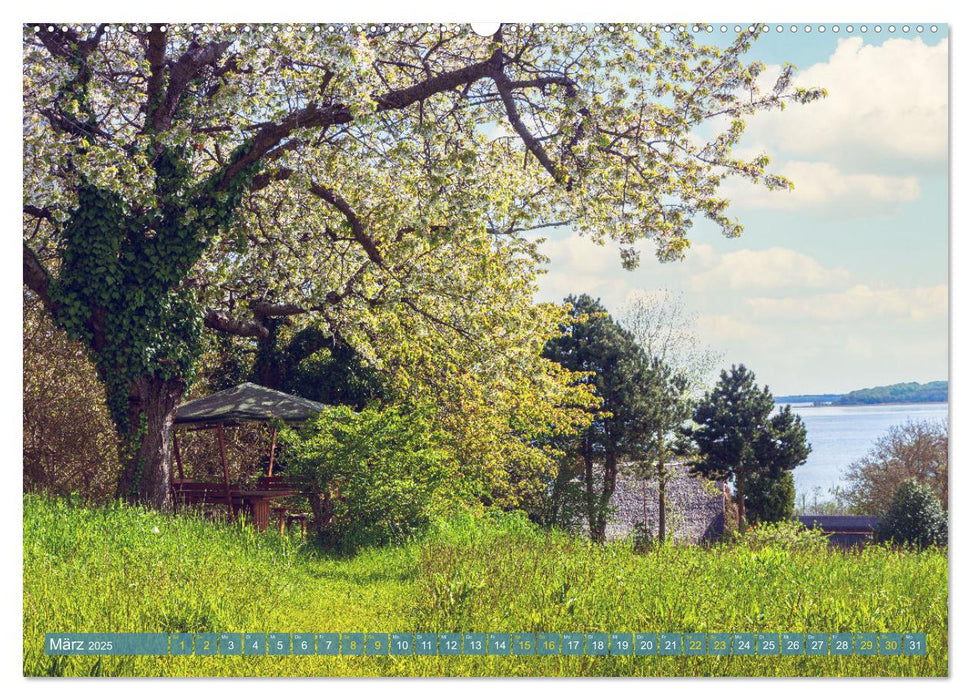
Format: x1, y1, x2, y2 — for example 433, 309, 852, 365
170, 382, 325, 531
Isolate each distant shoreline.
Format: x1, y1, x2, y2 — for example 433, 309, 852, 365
775, 380, 947, 407
777, 400, 949, 408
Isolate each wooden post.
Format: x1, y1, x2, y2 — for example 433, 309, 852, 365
217, 424, 235, 522
250, 498, 269, 531
267, 428, 278, 477
173, 432, 185, 480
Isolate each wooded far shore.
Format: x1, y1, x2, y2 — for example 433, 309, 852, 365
775, 380, 948, 406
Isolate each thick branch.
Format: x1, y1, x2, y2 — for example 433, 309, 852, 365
374, 55, 500, 110
204, 300, 331, 339
493, 71, 565, 185
24, 205, 54, 222
203, 308, 269, 338
309, 182, 384, 266
219, 53, 503, 189
218, 103, 353, 189
37, 24, 104, 62
23, 243, 56, 314
147, 39, 232, 133
507, 76, 577, 95
36, 26, 106, 140
251, 301, 308, 318
39, 108, 111, 140
250, 168, 294, 192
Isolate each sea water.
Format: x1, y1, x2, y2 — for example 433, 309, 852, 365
779, 402, 949, 499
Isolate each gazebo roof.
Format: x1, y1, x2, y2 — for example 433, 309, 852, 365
174, 382, 326, 426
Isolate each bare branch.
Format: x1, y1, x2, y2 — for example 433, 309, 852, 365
487, 220, 571, 236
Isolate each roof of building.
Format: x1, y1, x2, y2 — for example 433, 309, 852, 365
174, 382, 326, 426
796, 515, 879, 532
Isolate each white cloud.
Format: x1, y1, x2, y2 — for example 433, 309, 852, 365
696, 314, 765, 343
537, 234, 631, 303
747, 37, 948, 167
744, 283, 948, 322
722, 160, 921, 217
539, 233, 615, 274
534, 231, 947, 395
537, 233, 720, 308
689, 246, 851, 291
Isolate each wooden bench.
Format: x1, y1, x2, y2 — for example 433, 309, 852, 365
271, 506, 310, 538
258, 476, 311, 536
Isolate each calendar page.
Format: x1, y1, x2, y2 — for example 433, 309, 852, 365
22, 16, 948, 680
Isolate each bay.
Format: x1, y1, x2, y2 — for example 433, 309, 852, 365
779, 402, 949, 499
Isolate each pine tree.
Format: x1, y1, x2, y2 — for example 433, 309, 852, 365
543, 294, 656, 542
688, 364, 810, 529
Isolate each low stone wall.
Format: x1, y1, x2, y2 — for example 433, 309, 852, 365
605, 465, 726, 543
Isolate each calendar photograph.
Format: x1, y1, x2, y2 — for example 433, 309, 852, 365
21, 17, 948, 678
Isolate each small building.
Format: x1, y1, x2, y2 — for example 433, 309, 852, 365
796, 515, 879, 548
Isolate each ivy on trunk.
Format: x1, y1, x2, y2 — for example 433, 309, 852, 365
40, 148, 257, 506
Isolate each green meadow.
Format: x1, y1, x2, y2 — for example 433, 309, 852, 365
23, 494, 947, 677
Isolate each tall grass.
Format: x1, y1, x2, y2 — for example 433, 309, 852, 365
23, 495, 946, 677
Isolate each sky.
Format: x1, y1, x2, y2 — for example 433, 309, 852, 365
532, 26, 949, 396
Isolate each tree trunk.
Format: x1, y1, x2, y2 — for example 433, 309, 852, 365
591, 451, 619, 544
658, 473, 667, 542
641, 479, 648, 530
736, 471, 746, 531
115, 375, 185, 509
307, 490, 336, 546
253, 318, 284, 389
583, 449, 599, 542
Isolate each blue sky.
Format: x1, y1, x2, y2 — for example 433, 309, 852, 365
533, 26, 949, 395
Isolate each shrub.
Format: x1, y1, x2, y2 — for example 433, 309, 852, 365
875, 479, 947, 548
538, 461, 588, 534
745, 471, 796, 524
734, 518, 829, 552
282, 403, 457, 552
